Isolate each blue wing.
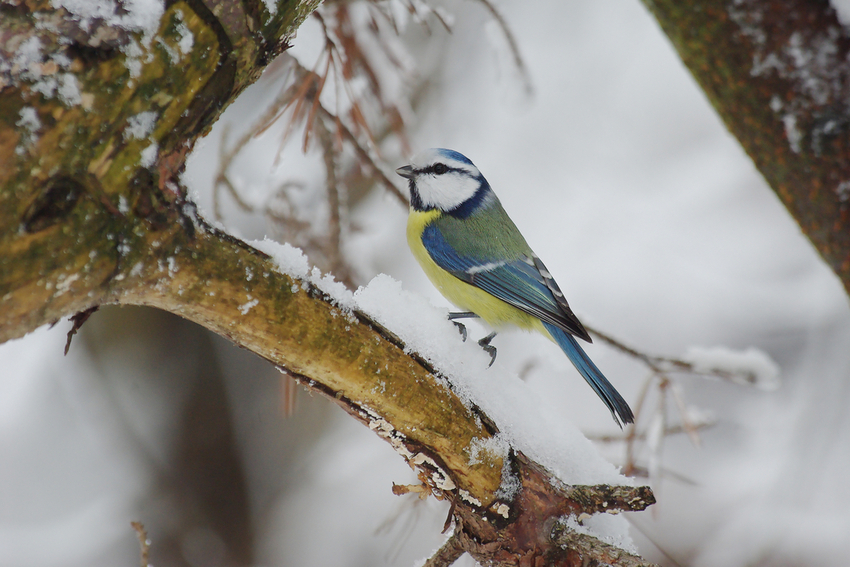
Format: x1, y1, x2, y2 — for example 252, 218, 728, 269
422, 224, 590, 341
422, 223, 634, 426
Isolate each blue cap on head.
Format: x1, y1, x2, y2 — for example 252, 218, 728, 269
434, 148, 474, 165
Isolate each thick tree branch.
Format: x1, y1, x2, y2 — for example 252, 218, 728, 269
641, 0, 850, 296
0, 3, 655, 565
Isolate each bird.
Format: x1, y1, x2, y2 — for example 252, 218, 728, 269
396, 148, 634, 427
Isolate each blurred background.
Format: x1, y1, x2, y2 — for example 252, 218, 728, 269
3, 1, 850, 566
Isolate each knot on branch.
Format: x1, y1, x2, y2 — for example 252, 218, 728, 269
431, 452, 656, 567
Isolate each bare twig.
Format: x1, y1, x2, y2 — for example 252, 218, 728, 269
583, 324, 764, 479
421, 531, 465, 567
587, 418, 715, 445
669, 380, 701, 447
64, 306, 99, 355
215, 54, 407, 213
279, 372, 299, 417
130, 521, 150, 567
316, 116, 354, 284
588, 325, 763, 386
550, 528, 659, 567
317, 102, 407, 205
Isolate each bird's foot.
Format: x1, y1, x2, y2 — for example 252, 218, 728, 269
448, 312, 478, 342
452, 321, 468, 342
478, 332, 497, 367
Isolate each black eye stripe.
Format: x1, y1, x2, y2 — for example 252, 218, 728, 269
417, 163, 469, 176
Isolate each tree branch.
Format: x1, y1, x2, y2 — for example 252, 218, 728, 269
0, 3, 655, 565
640, 0, 850, 296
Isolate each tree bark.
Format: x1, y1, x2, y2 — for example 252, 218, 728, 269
0, 3, 655, 566
641, 0, 850, 296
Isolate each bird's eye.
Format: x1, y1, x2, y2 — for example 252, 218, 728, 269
433, 163, 448, 175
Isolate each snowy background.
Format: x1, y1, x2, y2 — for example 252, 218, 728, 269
4, 1, 850, 566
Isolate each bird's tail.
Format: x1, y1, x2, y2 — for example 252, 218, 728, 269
542, 322, 634, 427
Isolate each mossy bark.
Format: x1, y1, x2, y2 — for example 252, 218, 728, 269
1, 0, 314, 334
641, 0, 850, 295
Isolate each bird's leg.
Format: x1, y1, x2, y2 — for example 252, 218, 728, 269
447, 312, 479, 342
447, 313, 497, 366
478, 331, 498, 367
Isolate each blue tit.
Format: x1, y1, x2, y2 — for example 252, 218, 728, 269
396, 148, 634, 426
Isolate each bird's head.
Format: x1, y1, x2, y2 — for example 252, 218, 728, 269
396, 148, 493, 216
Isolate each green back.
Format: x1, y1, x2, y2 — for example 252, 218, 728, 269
431, 199, 533, 262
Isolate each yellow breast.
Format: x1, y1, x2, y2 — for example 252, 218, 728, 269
406, 208, 543, 332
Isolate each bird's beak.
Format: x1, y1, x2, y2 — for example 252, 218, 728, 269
395, 165, 414, 179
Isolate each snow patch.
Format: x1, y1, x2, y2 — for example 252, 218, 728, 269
124, 111, 158, 140
140, 143, 158, 167
261, 0, 278, 16
249, 238, 355, 311
353, 274, 630, 488
782, 113, 802, 153
239, 297, 259, 315
51, 0, 165, 39
837, 180, 850, 202
56, 73, 81, 106
683, 345, 780, 391
833, 0, 850, 27
15, 107, 41, 155
175, 12, 194, 54
559, 513, 637, 554
467, 434, 509, 467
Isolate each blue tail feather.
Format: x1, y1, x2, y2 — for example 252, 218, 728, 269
542, 322, 634, 427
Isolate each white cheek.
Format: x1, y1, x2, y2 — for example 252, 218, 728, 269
418, 172, 479, 210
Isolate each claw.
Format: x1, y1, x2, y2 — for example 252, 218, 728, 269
448, 311, 478, 342
481, 344, 497, 367
452, 320, 468, 342
478, 332, 497, 367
